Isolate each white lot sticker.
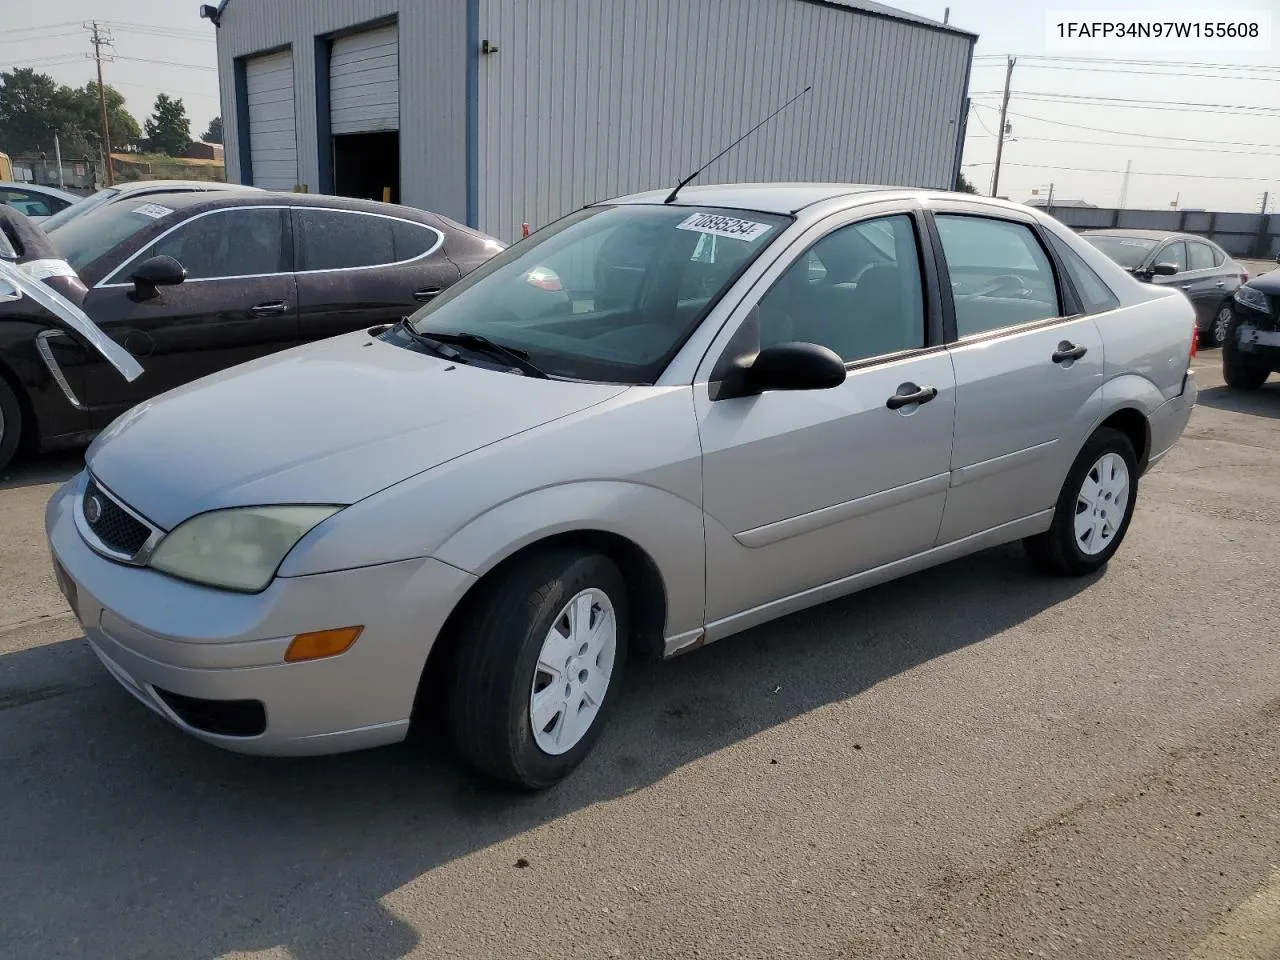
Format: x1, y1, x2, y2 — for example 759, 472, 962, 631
676, 212, 774, 242
131, 203, 173, 219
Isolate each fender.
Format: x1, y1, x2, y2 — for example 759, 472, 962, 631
1097, 372, 1167, 420
432, 480, 706, 642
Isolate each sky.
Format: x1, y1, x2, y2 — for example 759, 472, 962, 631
2, 3, 221, 143
4, 1, 1279, 213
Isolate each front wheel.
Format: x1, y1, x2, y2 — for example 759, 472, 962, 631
446, 549, 628, 789
1024, 426, 1138, 576
0, 378, 22, 476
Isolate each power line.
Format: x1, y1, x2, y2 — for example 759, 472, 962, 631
110, 78, 220, 101
1009, 62, 1280, 83
963, 160, 1280, 183
110, 54, 217, 72
0, 20, 85, 36
972, 53, 1280, 74
0, 31, 83, 45
105, 22, 214, 43
0, 54, 86, 68
972, 101, 1280, 150
968, 131, 1280, 160
971, 91, 1280, 118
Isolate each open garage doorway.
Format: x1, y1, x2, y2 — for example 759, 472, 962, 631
332, 132, 399, 203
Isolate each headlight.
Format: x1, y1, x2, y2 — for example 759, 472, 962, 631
1234, 285, 1270, 315
149, 505, 340, 592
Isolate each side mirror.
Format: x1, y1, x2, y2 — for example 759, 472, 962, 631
0, 278, 21, 304
130, 255, 186, 300
1150, 262, 1179, 277
744, 342, 847, 394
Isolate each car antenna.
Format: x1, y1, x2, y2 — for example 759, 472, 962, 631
663, 84, 814, 205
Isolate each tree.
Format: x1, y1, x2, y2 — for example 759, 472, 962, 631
955, 171, 979, 195
144, 94, 191, 156
201, 115, 223, 144
0, 69, 140, 158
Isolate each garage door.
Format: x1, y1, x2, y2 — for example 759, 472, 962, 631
330, 24, 399, 135
245, 50, 298, 190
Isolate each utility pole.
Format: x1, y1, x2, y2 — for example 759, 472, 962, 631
88, 21, 115, 186
1117, 159, 1132, 209
53, 131, 64, 188
1261, 191, 1270, 216
990, 55, 1016, 198
1046, 181, 1055, 209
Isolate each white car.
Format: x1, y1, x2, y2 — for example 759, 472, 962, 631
0, 181, 81, 223
46, 184, 1198, 788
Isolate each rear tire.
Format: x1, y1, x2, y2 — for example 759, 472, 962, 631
446, 549, 629, 789
1222, 312, 1272, 390
0, 378, 22, 476
1024, 427, 1138, 577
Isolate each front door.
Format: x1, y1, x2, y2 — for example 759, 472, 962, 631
931, 210, 1104, 544
696, 209, 957, 627
80, 206, 298, 426
290, 207, 461, 343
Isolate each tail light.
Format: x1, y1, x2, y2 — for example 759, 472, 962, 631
1190, 324, 1199, 359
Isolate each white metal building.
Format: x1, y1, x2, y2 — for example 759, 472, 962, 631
212, 0, 975, 242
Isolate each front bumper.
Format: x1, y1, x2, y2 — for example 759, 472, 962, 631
46, 472, 476, 755
1232, 305, 1280, 368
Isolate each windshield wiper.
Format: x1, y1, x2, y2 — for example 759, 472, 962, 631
426, 331, 550, 379
394, 317, 465, 361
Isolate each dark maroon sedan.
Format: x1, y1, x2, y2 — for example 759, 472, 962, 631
0, 191, 503, 471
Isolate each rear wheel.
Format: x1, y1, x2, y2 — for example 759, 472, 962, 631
446, 549, 628, 789
0, 378, 22, 475
1024, 427, 1138, 576
1206, 303, 1232, 349
1222, 312, 1271, 390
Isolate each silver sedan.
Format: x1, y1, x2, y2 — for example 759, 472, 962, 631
46, 184, 1198, 788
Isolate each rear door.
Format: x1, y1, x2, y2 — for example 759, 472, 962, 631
1184, 239, 1231, 328
291, 207, 460, 341
80, 205, 298, 424
930, 207, 1104, 544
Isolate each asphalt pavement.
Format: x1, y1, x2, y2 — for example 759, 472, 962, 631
3, 353, 1280, 960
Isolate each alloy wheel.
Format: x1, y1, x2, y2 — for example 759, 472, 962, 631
1214, 306, 1232, 347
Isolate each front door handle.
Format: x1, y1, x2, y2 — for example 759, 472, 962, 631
886, 384, 938, 410
1216, 280, 1226, 287
250, 300, 290, 317
1052, 342, 1088, 364
413, 288, 442, 303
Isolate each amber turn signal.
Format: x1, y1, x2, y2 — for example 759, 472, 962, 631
284, 626, 363, 663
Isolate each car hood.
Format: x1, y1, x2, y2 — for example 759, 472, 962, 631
88, 332, 629, 530
1245, 270, 1280, 294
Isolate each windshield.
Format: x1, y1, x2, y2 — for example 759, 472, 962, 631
1084, 235, 1157, 270
408, 205, 790, 383
40, 187, 118, 232
46, 197, 172, 274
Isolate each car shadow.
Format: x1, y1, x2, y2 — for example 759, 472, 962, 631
0, 449, 84, 491
0, 543, 1097, 960
1196, 381, 1280, 419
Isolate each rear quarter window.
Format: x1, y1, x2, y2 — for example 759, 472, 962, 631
1045, 231, 1121, 315
294, 209, 442, 271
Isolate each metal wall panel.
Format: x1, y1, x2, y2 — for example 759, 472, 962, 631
330, 23, 400, 134
475, 0, 974, 241
244, 51, 299, 190
215, 0, 466, 221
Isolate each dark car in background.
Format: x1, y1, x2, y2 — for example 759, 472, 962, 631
1223, 273, 1280, 390
1082, 229, 1246, 347
0, 191, 503, 472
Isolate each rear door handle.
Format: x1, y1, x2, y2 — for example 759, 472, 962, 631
1052, 342, 1088, 364
886, 384, 938, 410
1216, 280, 1226, 287
414, 288, 442, 303
250, 300, 290, 317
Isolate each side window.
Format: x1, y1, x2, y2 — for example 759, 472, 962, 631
934, 215, 1060, 337
0, 190, 54, 218
756, 214, 926, 363
135, 208, 285, 280
392, 219, 442, 261
1044, 231, 1120, 315
1156, 241, 1187, 271
296, 209, 395, 271
1188, 241, 1216, 271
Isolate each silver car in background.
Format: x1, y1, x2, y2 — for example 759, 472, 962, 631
47, 185, 1198, 788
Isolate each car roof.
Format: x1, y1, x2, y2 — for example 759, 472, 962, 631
104, 189, 452, 225
609, 182, 941, 215
110, 179, 260, 194
0, 180, 81, 203
1082, 228, 1221, 245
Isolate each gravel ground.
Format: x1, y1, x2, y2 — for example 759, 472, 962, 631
2, 352, 1279, 960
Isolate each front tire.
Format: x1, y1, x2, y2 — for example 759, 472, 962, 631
0, 378, 22, 476
446, 549, 629, 789
1024, 427, 1138, 576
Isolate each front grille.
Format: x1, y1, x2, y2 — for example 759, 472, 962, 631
82, 479, 151, 557
154, 688, 267, 737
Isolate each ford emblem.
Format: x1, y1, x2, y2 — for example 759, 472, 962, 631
84, 495, 103, 525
